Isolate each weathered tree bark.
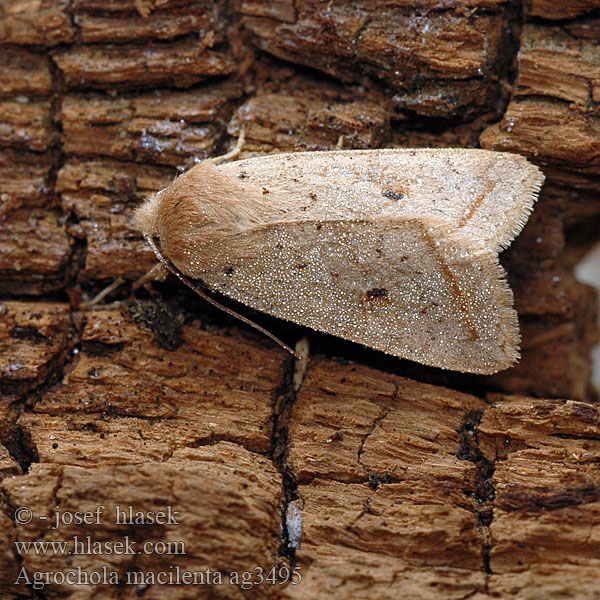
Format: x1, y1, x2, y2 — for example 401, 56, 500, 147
0, 0, 599, 598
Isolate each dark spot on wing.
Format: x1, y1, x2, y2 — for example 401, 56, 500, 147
366, 288, 388, 299
224, 266, 235, 277
382, 189, 403, 200
363, 287, 392, 313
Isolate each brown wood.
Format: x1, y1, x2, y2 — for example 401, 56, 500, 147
0, 1, 599, 598
525, 0, 600, 20
239, 0, 516, 119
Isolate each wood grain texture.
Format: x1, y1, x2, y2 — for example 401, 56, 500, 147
480, 23, 600, 222
0, 0, 75, 45
0, 0, 599, 598
525, 0, 600, 19
238, 0, 516, 119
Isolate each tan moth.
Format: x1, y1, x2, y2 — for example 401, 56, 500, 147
134, 148, 544, 374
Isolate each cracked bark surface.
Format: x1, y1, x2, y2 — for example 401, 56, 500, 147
1, 0, 599, 598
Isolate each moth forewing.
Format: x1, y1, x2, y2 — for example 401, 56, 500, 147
191, 216, 519, 374
216, 148, 544, 252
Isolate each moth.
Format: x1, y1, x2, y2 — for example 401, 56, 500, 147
135, 148, 544, 374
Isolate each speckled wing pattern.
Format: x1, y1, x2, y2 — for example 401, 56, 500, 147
217, 149, 544, 252
190, 149, 543, 374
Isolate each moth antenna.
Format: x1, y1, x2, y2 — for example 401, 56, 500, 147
145, 236, 301, 360
207, 129, 246, 165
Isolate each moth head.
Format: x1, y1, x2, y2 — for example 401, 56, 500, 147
135, 186, 211, 236
134, 190, 163, 239
135, 161, 265, 240
135, 184, 212, 269
134, 163, 255, 276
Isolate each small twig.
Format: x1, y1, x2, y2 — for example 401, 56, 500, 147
80, 278, 125, 310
